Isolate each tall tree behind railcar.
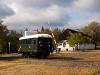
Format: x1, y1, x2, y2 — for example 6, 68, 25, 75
0, 19, 9, 53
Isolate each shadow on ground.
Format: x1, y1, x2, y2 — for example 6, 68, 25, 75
48, 56, 82, 61
0, 54, 22, 61
0, 52, 84, 61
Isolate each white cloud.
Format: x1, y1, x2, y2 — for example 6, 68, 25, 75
1, 0, 100, 31
10, 0, 75, 8
74, 0, 94, 11
4, 2, 70, 30
69, 0, 100, 28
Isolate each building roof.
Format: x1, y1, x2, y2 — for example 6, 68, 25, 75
61, 29, 91, 40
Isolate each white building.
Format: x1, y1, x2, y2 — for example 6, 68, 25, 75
57, 40, 95, 51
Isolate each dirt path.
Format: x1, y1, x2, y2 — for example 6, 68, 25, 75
0, 51, 100, 75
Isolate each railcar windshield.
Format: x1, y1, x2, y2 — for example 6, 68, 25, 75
38, 38, 52, 45
38, 38, 52, 50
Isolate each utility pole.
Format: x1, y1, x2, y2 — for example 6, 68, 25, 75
48, 21, 58, 53
8, 42, 11, 54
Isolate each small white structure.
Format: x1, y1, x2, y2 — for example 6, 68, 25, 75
57, 40, 95, 51
77, 43, 95, 50
57, 40, 75, 51
24, 30, 38, 36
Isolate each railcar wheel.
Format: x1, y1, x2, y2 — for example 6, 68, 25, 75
43, 54, 48, 59
22, 53, 29, 58
26, 52, 32, 58
42, 52, 50, 59
35, 53, 42, 59
22, 53, 26, 58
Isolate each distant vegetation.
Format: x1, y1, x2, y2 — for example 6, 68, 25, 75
39, 21, 100, 46
0, 19, 100, 53
67, 33, 93, 46
80, 21, 100, 44
0, 19, 22, 53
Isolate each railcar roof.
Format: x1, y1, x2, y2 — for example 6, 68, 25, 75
19, 34, 52, 40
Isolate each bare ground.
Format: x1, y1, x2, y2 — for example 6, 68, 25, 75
0, 51, 100, 75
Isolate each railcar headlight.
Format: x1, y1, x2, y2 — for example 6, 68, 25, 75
20, 46, 21, 48
40, 45, 42, 46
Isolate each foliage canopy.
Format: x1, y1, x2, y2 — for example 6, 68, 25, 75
67, 33, 92, 46
80, 21, 100, 44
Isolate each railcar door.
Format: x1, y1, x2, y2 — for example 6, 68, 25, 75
32, 39, 37, 51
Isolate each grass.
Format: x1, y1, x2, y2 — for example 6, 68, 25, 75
91, 71, 100, 75
0, 52, 100, 75
0, 60, 99, 75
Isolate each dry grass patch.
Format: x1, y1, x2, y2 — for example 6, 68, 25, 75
0, 59, 99, 75
0, 52, 100, 75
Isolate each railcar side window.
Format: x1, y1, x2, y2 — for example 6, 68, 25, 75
26, 39, 27, 44
33, 40, 36, 44
23, 40, 25, 44
20, 40, 22, 44
28, 39, 31, 44
21, 40, 23, 44
20, 39, 32, 44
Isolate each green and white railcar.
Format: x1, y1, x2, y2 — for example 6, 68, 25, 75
19, 34, 52, 58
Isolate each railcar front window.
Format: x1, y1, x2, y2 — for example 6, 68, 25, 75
47, 41, 51, 45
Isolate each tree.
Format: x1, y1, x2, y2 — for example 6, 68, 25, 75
80, 21, 100, 44
53, 28, 62, 43
39, 27, 51, 34
67, 33, 92, 46
25, 28, 28, 31
7, 30, 22, 53
0, 19, 9, 53
43, 28, 51, 34
40, 26, 45, 34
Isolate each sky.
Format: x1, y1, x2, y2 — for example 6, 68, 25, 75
0, 0, 100, 31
